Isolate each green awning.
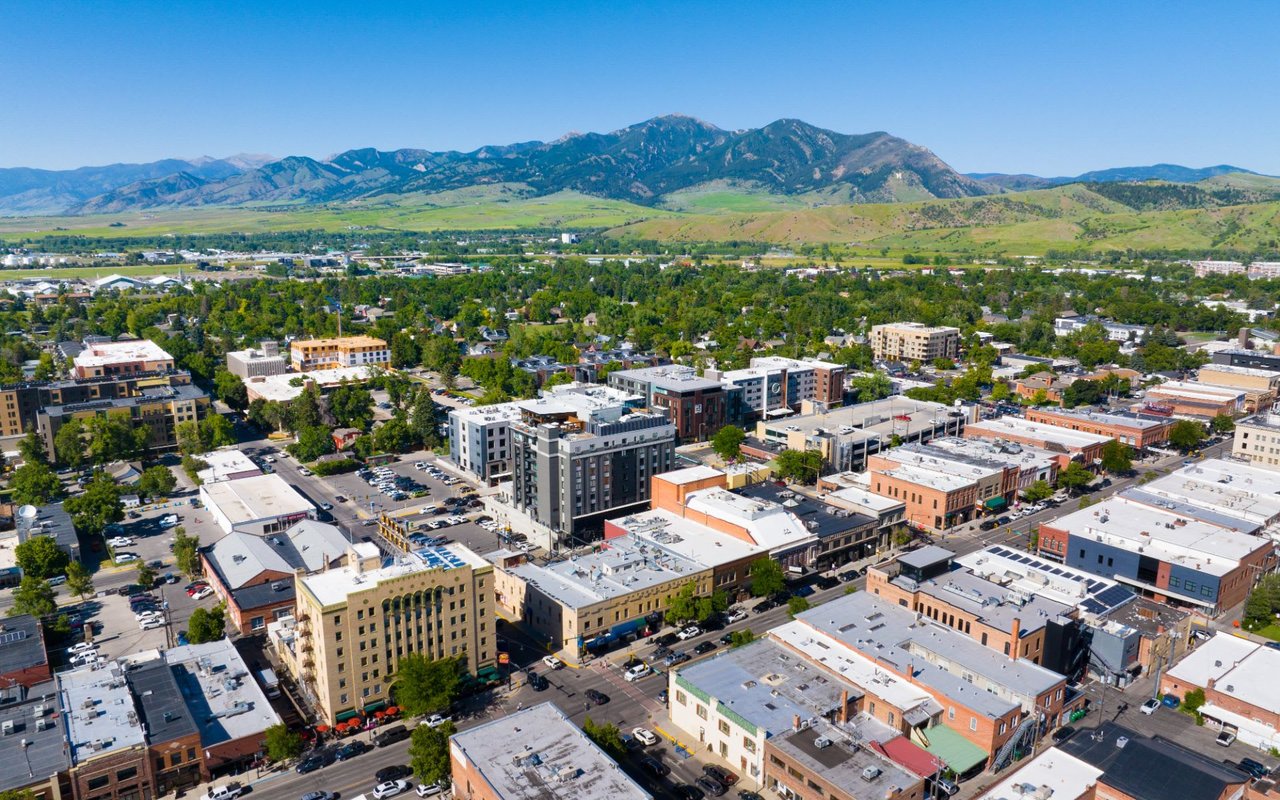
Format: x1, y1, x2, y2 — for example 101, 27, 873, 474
363, 700, 387, 713
921, 725, 988, 773
335, 709, 360, 722
476, 666, 502, 682
984, 497, 1007, 511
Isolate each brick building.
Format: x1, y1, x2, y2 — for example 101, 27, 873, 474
1024, 407, 1173, 450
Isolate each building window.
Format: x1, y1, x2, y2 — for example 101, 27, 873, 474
88, 777, 109, 791
970, 717, 978, 731
676, 691, 687, 706
719, 720, 730, 735
697, 704, 708, 720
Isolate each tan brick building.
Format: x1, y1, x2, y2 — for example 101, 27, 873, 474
289, 335, 389, 371
870, 322, 961, 363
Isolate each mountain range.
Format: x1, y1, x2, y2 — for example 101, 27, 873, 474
0, 116, 1268, 216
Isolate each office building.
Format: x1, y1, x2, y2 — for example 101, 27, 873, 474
450, 703, 652, 800
273, 541, 494, 724
1023, 407, 1174, 450
608, 365, 728, 441
1197, 363, 1280, 412
1036, 495, 1275, 613
1232, 412, 1280, 470
199, 473, 316, 536
201, 519, 352, 633
71, 339, 175, 379
289, 335, 389, 372
510, 385, 675, 541
870, 322, 961, 363
448, 401, 524, 484
225, 342, 287, 379
751, 396, 966, 473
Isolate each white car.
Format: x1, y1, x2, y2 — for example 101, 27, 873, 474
113, 552, 139, 564
726, 609, 748, 624
298, 467, 312, 476
415, 785, 442, 798
676, 625, 701, 641
68, 642, 98, 655
160, 515, 179, 528
542, 655, 564, 670
135, 610, 163, 622
139, 618, 164, 631
107, 537, 134, 548
372, 781, 409, 800
191, 587, 214, 601
624, 663, 651, 682
423, 714, 451, 728
200, 784, 243, 800
632, 727, 658, 746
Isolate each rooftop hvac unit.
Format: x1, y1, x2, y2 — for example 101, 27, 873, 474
1, 720, 13, 735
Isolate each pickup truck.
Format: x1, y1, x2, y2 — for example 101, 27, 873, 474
201, 783, 243, 800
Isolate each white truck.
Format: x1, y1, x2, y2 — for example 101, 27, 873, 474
256, 667, 281, 698
200, 783, 243, 800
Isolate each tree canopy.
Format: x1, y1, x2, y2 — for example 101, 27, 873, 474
391, 654, 463, 716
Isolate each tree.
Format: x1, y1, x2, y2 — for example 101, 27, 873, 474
1244, 586, 1273, 630
774, 449, 824, 484
582, 717, 626, 760
892, 528, 914, 547
749, 558, 786, 597
391, 654, 462, 716
711, 425, 745, 461
187, 605, 225, 643
330, 382, 374, 430
176, 420, 203, 456
1023, 480, 1054, 504
17, 429, 50, 466
8, 576, 57, 618
135, 561, 156, 589
409, 390, 440, 448
199, 414, 236, 450
86, 414, 148, 464
390, 331, 420, 369
409, 720, 456, 789
849, 372, 892, 402
64, 473, 123, 533
0, 788, 37, 800
787, 596, 811, 617
172, 527, 201, 579
9, 461, 61, 506
1169, 419, 1206, 454
373, 415, 414, 454
289, 425, 336, 462
665, 582, 701, 624
1100, 440, 1133, 475
137, 466, 177, 499
53, 418, 88, 470
290, 386, 324, 431
729, 629, 756, 648
66, 562, 94, 601
932, 357, 956, 371
1182, 687, 1206, 714
213, 369, 248, 411
990, 381, 1012, 403
1211, 413, 1236, 434
263, 723, 305, 762
32, 353, 57, 381
14, 536, 69, 579
1057, 461, 1094, 495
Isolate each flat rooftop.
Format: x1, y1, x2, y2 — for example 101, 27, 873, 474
683, 487, 815, 549
73, 338, 172, 367
499, 533, 706, 610
0, 688, 70, 792
655, 464, 724, 485
759, 396, 960, 444
1136, 458, 1280, 527
302, 542, 488, 607
450, 400, 524, 425
795, 592, 1064, 714
611, 365, 723, 392
1047, 495, 1268, 574
975, 747, 1102, 800
0, 614, 48, 675
895, 564, 1075, 637
956, 546, 1136, 617
450, 702, 651, 800
201, 472, 315, 524
1199, 363, 1280, 380
1146, 380, 1245, 402
291, 335, 386, 348
59, 663, 146, 763
923, 437, 1058, 473
674, 637, 864, 736
1238, 412, 1280, 432
163, 639, 282, 746
824, 484, 906, 515
771, 719, 918, 797
195, 447, 261, 483
736, 483, 876, 539
244, 365, 375, 402
1031, 407, 1171, 431
1165, 632, 1266, 692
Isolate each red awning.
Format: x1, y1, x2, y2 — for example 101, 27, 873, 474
873, 737, 947, 778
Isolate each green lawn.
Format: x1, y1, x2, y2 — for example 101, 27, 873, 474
1250, 624, 1280, 642
0, 263, 185, 280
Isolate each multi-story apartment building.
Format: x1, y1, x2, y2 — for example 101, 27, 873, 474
72, 339, 175, 378
1194, 260, 1247, 277
710, 356, 846, 421
39, 383, 208, 457
1023, 407, 1173, 450
510, 386, 675, 541
870, 322, 961, 363
274, 540, 495, 724
1036, 495, 1275, 614
447, 401, 524, 485
225, 341, 287, 378
608, 365, 728, 441
1232, 413, 1280, 470
0, 370, 200, 445
289, 335, 389, 371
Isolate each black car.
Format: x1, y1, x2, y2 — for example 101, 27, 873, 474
295, 749, 334, 774
718, 632, 734, 645
1238, 758, 1271, 779
752, 599, 776, 613
737, 792, 764, 800
375, 765, 412, 783
1051, 726, 1077, 744
996, 515, 1011, 525
657, 689, 668, 704
653, 645, 672, 659
335, 741, 367, 761
979, 519, 999, 531
671, 785, 704, 800
529, 672, 549, 691
693, 641, 717, 655
585, 689, 610, 705
837, 570, 857, 582
652, 632, 679, 647
814, 575, 839, 590
703, 765, 737, 786
695, 776, 726, 797
639, 756, 670, 778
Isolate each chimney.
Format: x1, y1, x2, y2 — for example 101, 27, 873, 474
1238, 327, 1252, 349
792, 715, 801, 732
1208, 677, 1217, 691
839, 690, 849, 725
1010, 618, 1021, 662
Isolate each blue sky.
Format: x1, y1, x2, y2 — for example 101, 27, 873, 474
3, 1, 1277, 174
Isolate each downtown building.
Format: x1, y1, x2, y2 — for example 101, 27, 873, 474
869, 322, 961, 363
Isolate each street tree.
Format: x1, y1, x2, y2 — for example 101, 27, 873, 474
187, 605, 226, 643
409, 720, 456, 789
14, 536, 69, 579
1211, 413, 1236, 434
263, 724, 305, 762
53, 418, 88, 470
392, 654, 462, 716
172, 527, 201, 579
710, 425, 745, 461
787, 596, 811, 617
1100, 440, 1133, 474
135, 561, 156, 589
198, 414, 236, 450
86, 414, 148, 464
1169, 419, 1206, 453
1057, 461, 1094, 495
1023, 480, 1054, 503
729, 629, 756, 648
66, 562, 94, 601
17, 429, 50, 466
582, 717, 626, 760
64, 473, 123, 533
8, 576, 57, 618
749, 558, 786, 597
213, 370, 249, 411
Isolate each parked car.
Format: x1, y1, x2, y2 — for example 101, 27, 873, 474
815, 575, 838, 590
528, 672, 549, 691
113, 552, 139, 564
201, 784, 243, 800
671, 785, 704, 800
663, 651, 690, 667
335, 741, 367, 761
372, 781, 409, 800
585, 689, 610, 705
414, 785, 443, 798
725, 609, 748, 624
693, 641, 717, 655
695, 776, 726, 797
633, 727, 658, 746
542, 655, 564, 670
677, 625, 702, 640
375, 765, 413, 783
704, 765, 738, 786
639, 756, 670, 777
302, 792, 335, 800
1051, 726, 1077, 744
375, 727, 411, 747
1218, 729, 1238, 747
1140, 698, 1160, 715
191, 587, 214, 601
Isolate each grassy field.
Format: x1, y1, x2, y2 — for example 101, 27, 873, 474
0, 263, 187, 279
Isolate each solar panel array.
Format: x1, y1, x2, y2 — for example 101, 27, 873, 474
414, 546, 467, 571
0, 629, 26, 646
986, 546, 1134, 614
